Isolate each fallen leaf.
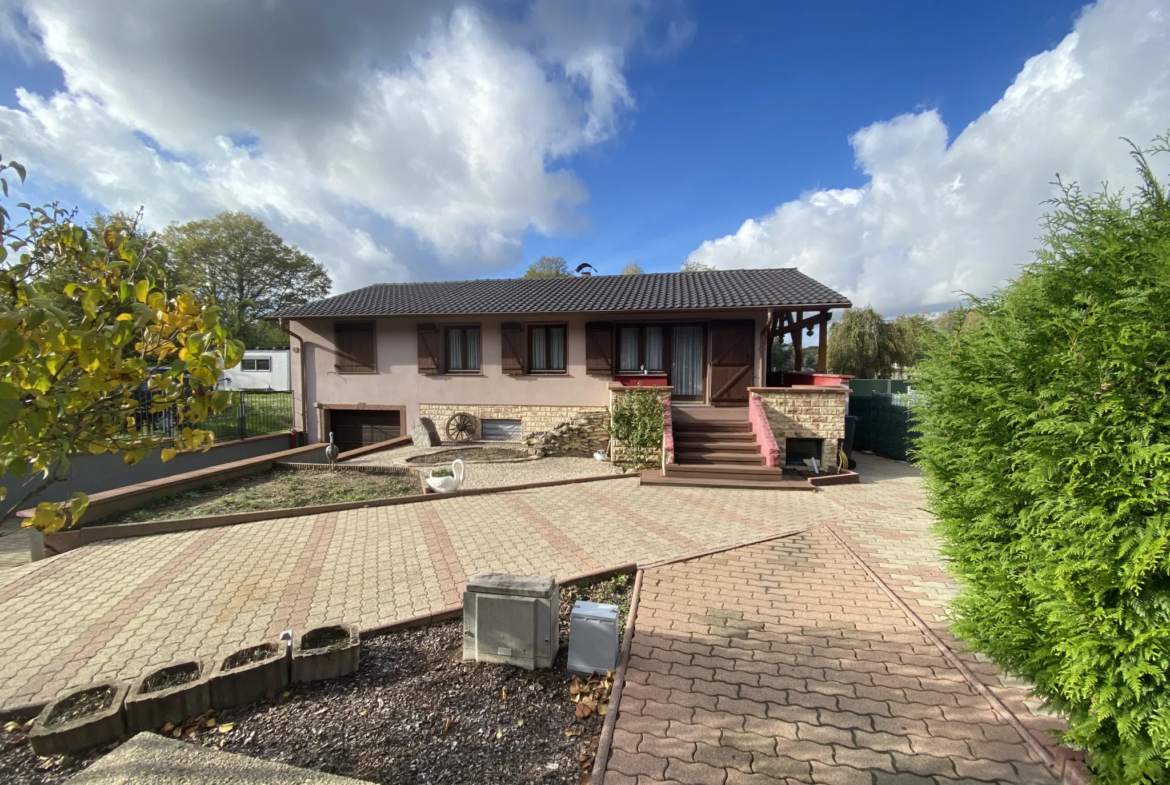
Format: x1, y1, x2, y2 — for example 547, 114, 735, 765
282, 691, 291, 698
501, 687, 507, 700
205, 719, 216, 728
4, 721, 22, 733
442, 718, 453, 734
160, 722, 175, 734
218, 723, 234, 733
598, 703, 608, 716
495, 728, 503, 740
516, 718, 524, 727
564, 728, 583, 739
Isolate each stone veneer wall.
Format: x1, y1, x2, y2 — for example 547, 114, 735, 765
748, 386, 847, 471
417, 403, 607, 444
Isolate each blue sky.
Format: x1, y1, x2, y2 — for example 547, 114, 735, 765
1, 0, 1167, 314
524, 1, 1086, 276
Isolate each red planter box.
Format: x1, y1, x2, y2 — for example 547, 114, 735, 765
781, 372, 853, 388
612, 375, 670, 387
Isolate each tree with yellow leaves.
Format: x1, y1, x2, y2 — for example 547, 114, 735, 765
0, 155, 243, 532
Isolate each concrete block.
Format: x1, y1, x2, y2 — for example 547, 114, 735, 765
209, 641, 290, 709
292, 624, 360, 683
125, 659, 212, 733
29, 681, 130, 756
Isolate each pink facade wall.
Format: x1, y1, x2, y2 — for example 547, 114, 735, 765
288, 310, 769, 443
748, 394, 781, 468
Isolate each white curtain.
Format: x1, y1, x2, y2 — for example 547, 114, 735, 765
466, 328, 480, 370
531, 328, 547, 371
619, 327, 639, 371
644, 326, 663, 371
448, 328, 463, 370
549, 327, 565, 370
672, 326, 703, 396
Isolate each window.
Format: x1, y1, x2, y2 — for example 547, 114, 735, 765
446, 326, 481, 372
335, 322, 376, 373
529, 325, 566, 372
241, 358, 271, 372
618, 325, 665, 372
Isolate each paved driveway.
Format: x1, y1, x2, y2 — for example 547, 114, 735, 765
0, 476, 840, 713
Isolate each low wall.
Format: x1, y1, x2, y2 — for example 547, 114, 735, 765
417, 403, 607, 443
1, 432, 300, 523
748, 386, 848, 471
748, 395, 780, 468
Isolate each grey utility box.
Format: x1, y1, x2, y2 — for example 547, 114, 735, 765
463, 573, 559, 670
568, 601, 620, 675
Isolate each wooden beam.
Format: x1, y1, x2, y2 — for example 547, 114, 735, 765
772, 310, 831, 336
792, 310, 803, 371
817, 314, 828, 373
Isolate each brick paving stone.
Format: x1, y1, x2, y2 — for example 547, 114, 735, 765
0, 478, 839, 711
605, 503, 1056, 785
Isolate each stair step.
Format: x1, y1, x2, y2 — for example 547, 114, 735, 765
674, 431, 756, 442
674, 441, 761, 453
675, 451, 766, 465
640, 471, 814, 491
666, 464, 783, 477
673, 422, 751, 432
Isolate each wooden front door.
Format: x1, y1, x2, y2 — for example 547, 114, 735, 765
709, 320, 755, 406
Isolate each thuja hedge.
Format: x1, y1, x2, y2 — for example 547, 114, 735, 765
913, 136, 1170, 785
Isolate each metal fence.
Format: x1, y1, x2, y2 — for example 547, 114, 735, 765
847, 392, 920, 462
130, 390, 294, 442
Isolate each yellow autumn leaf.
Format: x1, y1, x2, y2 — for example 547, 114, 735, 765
218, 723, 234, 733
161, 448, 177, 463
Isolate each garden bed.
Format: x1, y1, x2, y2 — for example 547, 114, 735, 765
97, 467, 418, 525
404, 446, 534, 465
0, 573, 634, 785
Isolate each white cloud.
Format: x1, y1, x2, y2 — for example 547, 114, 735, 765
687, 0, 1170, 315
0, 0, 680, 292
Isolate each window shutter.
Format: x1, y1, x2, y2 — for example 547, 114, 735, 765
335, 322, 375, 373
585, 322, 613, 376
417, 323, 439, 375
501, 322, 524, 375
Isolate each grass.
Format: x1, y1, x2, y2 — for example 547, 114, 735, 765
98, 467, 418, 525
202, 391, 294, 441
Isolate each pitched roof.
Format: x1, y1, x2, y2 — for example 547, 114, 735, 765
272, 268, 851, 319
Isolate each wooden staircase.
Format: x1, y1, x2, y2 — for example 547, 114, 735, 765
639, 410, 813, 491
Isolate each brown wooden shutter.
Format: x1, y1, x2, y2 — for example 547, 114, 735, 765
501, 322, 524, 375
334, 321, 375, 373
417, 323, 439, 375
585, 321, 613, 376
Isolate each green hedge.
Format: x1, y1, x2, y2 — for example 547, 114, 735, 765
912, 137, 1170, 784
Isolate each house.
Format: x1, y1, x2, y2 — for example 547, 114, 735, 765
218, 348, 291, 392
270, 268, 852, 475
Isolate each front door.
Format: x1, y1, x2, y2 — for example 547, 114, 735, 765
670, 325, 705, 401
709, 320, 754, 406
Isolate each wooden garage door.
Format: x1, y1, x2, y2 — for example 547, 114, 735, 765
330, 410, 401, 452
709, 320, 755, 406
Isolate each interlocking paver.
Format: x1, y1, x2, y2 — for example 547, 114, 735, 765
606, 510, 1056, 784
0, 477, 838, 711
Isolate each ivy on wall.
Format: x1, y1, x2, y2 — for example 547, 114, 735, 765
607, 387, 664, 469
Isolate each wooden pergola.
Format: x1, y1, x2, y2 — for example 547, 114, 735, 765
764, 308, 835, 384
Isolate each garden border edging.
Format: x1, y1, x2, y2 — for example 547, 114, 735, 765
40, 473, 632, 555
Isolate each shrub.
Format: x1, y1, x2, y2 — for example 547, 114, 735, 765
607, 387, 664, 468
912, 134, 1170, 784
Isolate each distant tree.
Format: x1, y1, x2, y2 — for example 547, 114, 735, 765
0, 156, 242, 531
620, 261, 644, 275
826, 307, 901, 378
933, 306, 983, 334
164, 212, 330, 348
523, 255, 571, 278
890, 313, 935, 369
680, 260, 714, 272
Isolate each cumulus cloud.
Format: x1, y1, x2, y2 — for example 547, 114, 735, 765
0, 0, 681, 292
687, 0, 1170, 315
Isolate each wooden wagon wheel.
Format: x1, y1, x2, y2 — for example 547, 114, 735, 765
446, 412, 477, 443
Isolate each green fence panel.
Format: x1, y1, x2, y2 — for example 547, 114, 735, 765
847, 392, 920, 462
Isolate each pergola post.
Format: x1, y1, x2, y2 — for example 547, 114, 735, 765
817, 311, 828, 373
792, 310, 803, 371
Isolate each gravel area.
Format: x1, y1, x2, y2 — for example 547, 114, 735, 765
345, 444, 623, 489
1, 574, 633, 785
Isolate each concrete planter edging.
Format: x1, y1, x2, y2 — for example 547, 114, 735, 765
28, 681, 130, 757
807, 469, 861, 487
209, 642, 291, 709
124, 659, 213, 734
292, 624, 361, 683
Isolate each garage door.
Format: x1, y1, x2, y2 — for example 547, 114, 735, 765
329, 410, 401, 452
